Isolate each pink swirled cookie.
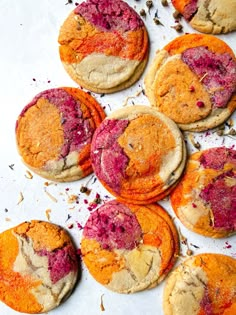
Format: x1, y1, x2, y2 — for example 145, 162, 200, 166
81, 200, 179, 293
58, 0, 149, 94
91, 105, 186, 204
170, 147, 236, 238
171, 0, 236, 34
145, 34, 236, 131
0, 220, 78, 313
163, 253, 236, 315
16, 87, 105, 181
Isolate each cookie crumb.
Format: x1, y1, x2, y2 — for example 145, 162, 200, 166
100, 294, 105, 311
17, 192, 24, 205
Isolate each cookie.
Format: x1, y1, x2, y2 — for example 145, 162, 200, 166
170, 147, 236, 238
91, 105, 186, 204
81, 200, 179, 293
163, 253, 236, 315
144, 34, 236, 132
58, 0, 149, 94
16, 87, 105, 181
0, 220, 78, 313
172, 0, 236, 34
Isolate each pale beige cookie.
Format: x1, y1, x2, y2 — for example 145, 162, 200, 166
163, 253, 236, 315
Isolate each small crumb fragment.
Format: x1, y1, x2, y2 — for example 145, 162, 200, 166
186, 248, 193, 256
67, 194, 79, 204
80, 186, 91, 195
188, 133, 201, 149
45, 209, 51, 221
9, 164, 14, 170
44, 188, 58, 203
25, 170, 33, 179
153, 17, 163, 25
161, 0, 168, 6
5, 218, 11, 222
228, 128, 236, 136
100, 294, 105, 312
216, 130, 224, 136
190, 243, 200, 249
173, 10, 181, 19
171, 23, 183, 32
17, 192, 24, 205
67, 223, 74, 229
146, 0, 153, 12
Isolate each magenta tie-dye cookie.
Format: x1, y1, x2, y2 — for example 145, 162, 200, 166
91, 105, 186, 204
81, 200, 179, 293
58, 0, 149, 94
16, 87, 105, 181
145, 34, 236, 131
170, 147, 236, 238
0, 220, 79, 313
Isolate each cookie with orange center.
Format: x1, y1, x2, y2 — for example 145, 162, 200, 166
91, 105, 186, 204
145, 34, 236, 131
58, 0, 149, 94
81, 200, 179, 293
0, 220, 79, 314
170, 147, 236, 238
171, 0, 236, 34
16, 87, 105, 181
163, 253, 236, 315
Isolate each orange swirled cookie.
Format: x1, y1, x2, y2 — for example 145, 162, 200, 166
58, 0, 149, 94
91, 105, 186, 204
163, 253, 236, 315
170, 147, 236, 238
81, 200, 179, 293
16, 87, 105, 182
0, 220, 78, 314
171, 0, 236, 34
145, 34, 236, 131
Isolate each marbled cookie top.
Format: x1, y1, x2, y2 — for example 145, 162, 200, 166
91, 106, 186, 204
170, 147, 236, 237
0, 221, 78, 313
16, 87, 105, 181
81, 201, 179, 293
145, 34, 236, 131
58, 0, 149, 93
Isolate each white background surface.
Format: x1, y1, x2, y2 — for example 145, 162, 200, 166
0, 1, 235, 314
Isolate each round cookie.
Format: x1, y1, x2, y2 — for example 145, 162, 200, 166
91, 105, 186, 204
81, 200, 179, 293
170, 147, 236, 238
58, 0, 149, 94
163, 253, 236, 315
144, 34, 236, 132
171, 0, 236, 34
0, 220, 78, 314
16, 87, 105, 182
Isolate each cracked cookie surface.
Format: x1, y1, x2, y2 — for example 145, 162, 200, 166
58, 0, 149, 94
145, 34, 236, 131
0, 220, 79, 313
172, 0, 236, 34
91, 105, 186, 204
170, 147, 236, 238
81, 200, 179, 293
163, 253, 236, 315
16, 87, 105, 181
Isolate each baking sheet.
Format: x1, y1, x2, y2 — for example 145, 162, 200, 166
0, 1, 235, 314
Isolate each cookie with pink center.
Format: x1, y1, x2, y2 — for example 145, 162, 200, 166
91, 105, 186, 204
0, 220, 79, 313
171, 0, 236, 34
81, 200, 179, 293
145, 34, 236, 131
163, 253, 236, 315
170, 147, 236, 238
58, 0, 149, 94
16, 87, 105, 181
